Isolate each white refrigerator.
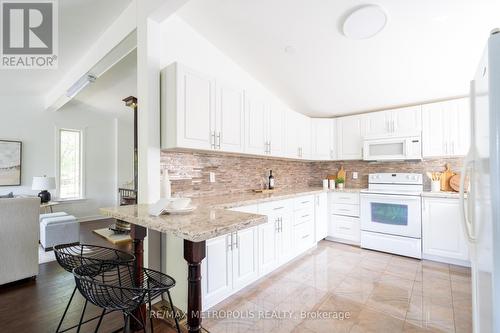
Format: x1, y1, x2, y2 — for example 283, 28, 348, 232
461, 29, 500, 333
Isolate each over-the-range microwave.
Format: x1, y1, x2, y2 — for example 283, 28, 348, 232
362, 133, 422, 161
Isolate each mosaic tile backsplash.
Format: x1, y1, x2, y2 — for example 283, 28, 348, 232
160, 150, 463, 197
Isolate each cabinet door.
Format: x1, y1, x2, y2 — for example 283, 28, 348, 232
329, 215, 360, 244
298, 114, 311, 159
245, 93, 268, 155
337, 114, 365, 160
449, 98, 471, 156
258, 220, 279, 275
422, 101, 447, 157
202, 234, 232, 309
216, 83, 244, 153
311, 119, 334, 160
422, 198, 469, 261
365, 111, 390, 136
284, 111, 300, 158
392, 105, 422, 134
315, 193, 328, 242
267, 104, 286, 157
177, 65, 215, 150
277, 212, 293, 264
232, 227, 259, 291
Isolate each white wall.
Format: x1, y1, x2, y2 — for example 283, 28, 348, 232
160, 15, 292, 110
0, 96, 134, 221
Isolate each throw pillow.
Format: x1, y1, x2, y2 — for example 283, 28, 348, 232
0, 192, 14, 198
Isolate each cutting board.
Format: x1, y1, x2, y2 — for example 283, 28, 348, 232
440, 163, 455, 192
337, 166, 346, 180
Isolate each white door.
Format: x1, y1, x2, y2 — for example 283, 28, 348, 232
202, 234, 232, 309
285, 111, 301, 158
315, 193, 328, 242
311, 119, 334, 160
422, 198, 469, 261
365, 111, 390, 136
232, 227, 259, 291
258, 220, 278, 275
337, 114, 365, 160
245, 93, 267, 155
360, 193, 421, 238
422, 101, 448, 157
177, 66, 215, 150
267, 104, 286, 157
216, 83, 244, 153
392, 105, 422, 134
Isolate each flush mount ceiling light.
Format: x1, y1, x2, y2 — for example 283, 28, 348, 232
343, 5, 387, 40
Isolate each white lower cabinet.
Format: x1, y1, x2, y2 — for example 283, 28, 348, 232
422, 197, 470, 265
315, 193, 328, 241
327, 192, 361, 245
258, 220, 279, 275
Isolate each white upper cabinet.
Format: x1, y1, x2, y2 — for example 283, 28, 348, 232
244, 92, 268, 155
364, 106, 421, 137
392, 105, 422, 134
337, 114, 365, 160
422, 98, 470, 157
162, 63, 216, 150
285, 110, 302, 158
298, 113, 311, 159
311, 118, 336, 160
266, 103, 286, 157
216, 83, 245, 153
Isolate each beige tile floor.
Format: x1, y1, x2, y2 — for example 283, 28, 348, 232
203, 241, 472, 333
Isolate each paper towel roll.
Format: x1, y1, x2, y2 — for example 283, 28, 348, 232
160, 169, 171, 199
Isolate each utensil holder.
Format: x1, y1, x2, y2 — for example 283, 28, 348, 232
431, 180, 440, 192
323, 179, 329, 190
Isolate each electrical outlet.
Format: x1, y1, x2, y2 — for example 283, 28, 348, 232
209, 172, 216, 183
352, 172, 358, 180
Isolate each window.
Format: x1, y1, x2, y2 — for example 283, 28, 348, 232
58, 129, 83, 199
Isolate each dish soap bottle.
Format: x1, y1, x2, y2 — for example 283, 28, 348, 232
268, 170, 275, 190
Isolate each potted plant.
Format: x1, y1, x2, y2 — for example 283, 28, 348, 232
335, 177, 345, 190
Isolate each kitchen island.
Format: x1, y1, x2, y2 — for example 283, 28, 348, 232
100, 204, 267, 333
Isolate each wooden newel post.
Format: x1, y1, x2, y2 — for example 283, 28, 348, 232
184, 240, 206, 333
130, 223, 147, 331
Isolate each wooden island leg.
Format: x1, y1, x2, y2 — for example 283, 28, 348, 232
184, 240, 206, 333
130, 223, 147, 331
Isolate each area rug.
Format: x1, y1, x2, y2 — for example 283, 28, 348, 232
38, 244, 56, 264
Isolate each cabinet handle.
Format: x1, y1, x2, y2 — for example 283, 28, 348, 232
275, 219, 280, 232
273, 206, 284, 210
268, 141, 272, 154
211, 131, 216, 149
301, 201, 310, 204
339, 226, 351, 230
216, 132, 221, 149
235, 234, 239, 249
228, 233, 233, 251
337, 208, 350, 212
279, 217, 283, 232
392, 120, 395, 132
301, 234, 310, 239
301, 214, 310, 218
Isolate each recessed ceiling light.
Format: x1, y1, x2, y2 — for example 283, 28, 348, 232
284, 45, 296, 54
343, 5, 387, 40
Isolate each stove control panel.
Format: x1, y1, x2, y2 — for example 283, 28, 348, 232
368, 173, 423, 185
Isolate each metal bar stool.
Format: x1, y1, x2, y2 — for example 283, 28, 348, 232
54, 243, 135, 333
73, 262, 181, 333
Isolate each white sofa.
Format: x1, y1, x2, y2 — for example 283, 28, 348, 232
0, 197, 40, 285
39, 212, 79, 250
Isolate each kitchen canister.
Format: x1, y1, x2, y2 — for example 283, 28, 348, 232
323, 179, 329, 190
329, 179, 335, 190
431, 180, 440, 192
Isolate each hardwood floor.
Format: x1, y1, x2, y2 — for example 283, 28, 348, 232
0, 219, 176, 333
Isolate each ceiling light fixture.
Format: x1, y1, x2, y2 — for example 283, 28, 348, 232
342, 5, 387, 40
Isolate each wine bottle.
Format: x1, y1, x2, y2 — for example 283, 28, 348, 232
269, 170, 275, 189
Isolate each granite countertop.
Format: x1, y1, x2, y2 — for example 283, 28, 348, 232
101, 187, 358, 242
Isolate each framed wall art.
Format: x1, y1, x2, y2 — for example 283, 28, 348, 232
0, 140, 22, 186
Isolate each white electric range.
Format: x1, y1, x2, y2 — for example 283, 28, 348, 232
360, 173, 423, 258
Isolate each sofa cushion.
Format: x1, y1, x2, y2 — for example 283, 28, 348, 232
41, 215, 77, 226
0, 192, 14, 198
39, 212, 67, 222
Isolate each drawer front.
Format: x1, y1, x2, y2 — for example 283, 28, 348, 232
330, 192, 360, 205
293, 195, 315, 211
333, 216, 360, 242
259, 199, 293, 216
332, 203, 359, 217
294, 209, 314, 226
293, 220, 314, 250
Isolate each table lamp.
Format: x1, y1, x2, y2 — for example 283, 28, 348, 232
32, 176, 56, 203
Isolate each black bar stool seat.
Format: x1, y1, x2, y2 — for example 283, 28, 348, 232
73, 263, 181, 333
54, 243, 135, 333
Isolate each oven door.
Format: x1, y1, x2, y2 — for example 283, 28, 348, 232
360, 193, 421, 238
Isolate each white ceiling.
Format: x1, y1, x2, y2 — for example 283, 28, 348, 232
0, 0, 132, 96
178, 0, 500, 116
66, 49, 137, 118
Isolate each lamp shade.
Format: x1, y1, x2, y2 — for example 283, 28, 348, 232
32, 176, 56, 191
